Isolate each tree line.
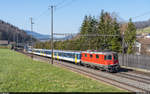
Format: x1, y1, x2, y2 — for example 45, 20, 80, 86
34, 10, 136, 54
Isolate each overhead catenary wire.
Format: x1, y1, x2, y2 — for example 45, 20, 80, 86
34, 9, 49, 23
114, 11, 150, 23
55, 0, 66, 7
55, 0, 77, 11
53, 33, 120, 37
33, 0, 75, 24
131, 11, 150, 20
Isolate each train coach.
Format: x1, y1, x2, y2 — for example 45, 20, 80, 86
29, 49, 120, 72
32, 49, 81, 64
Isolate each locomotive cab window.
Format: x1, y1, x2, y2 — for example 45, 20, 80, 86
113, 54, 118, 60
105, 55, 112, 60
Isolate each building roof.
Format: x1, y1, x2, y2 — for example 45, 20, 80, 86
0, 40, 15, 45
137, 38, 150, 45
0, 40, 8, 45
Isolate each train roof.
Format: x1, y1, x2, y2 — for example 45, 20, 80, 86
32, 48, 117, 55
33, 49, 81, 54
82, 51, 117, 55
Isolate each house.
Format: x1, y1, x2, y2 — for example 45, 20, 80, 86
135, 41, 141, 55
145, 34, 150, 38
0, 40, 15, 46
0, 40, 9, 46
136, 34, 143, 39
136, 38, 150, 55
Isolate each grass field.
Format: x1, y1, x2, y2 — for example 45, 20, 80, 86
137, 26, 150, 34
0, 49, 126, 92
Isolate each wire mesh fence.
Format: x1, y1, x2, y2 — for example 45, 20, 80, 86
119, 54, 150, 70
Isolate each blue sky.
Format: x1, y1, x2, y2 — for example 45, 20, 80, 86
0, 0, 150, 35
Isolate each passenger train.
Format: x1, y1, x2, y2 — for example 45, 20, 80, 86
27, 48, 120, 72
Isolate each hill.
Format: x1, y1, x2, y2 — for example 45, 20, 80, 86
0, 20, 36, 43
25, 30, 75, 41
25, 30, 50, 41
137, 26, 150, 34
134, 19, 150, 29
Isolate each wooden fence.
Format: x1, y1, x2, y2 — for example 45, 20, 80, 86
118, 54, 150, 70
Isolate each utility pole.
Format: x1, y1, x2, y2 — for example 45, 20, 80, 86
30, 17, 34, 59
7, 27, 10, 45
13, 29, 15, 50
17, 32, 18, 48
50, 5, 54, 65
122, 32, 125, 66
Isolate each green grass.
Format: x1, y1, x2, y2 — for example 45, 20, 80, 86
137, 26, 150, 34
0, 49, 126, 92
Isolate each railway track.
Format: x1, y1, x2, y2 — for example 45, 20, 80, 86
19, 51, 150, 93
55, 61, 150, 92
115, 72, 150, 84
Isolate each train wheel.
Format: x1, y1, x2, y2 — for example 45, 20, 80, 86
115, 65, 120, 72
90, 65, 95, 69
95, 66, 99, 70
99, 68, 105, 71
85, 64, 89, 68
106, 68, 113, 73
80, 63, 85, 66
106, 69, 110, 72
78, 62, 81, 66
79, 62, 82, 66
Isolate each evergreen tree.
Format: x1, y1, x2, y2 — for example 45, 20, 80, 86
88, 16, 98, 50
110, 18, 122, 52
97, 10, 106, 50
34, 10, 128, 53
80, 15, 91, 50
124, 18, 136, 54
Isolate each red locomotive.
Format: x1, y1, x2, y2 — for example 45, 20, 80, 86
81, 51, 120, 72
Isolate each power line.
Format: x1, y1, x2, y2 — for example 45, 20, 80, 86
131, 11, 150, 20
34, 9, 49, 22
33, 0, 67, 24
53, 33, 120, 37
115, 11, 150, 22
55, 0, 66, 7
55, 0, 77, 11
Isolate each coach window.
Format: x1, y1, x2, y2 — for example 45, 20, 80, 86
72, 54, 75, 58
96, 55, 99, 59
78, 54, 81, 59
90, 54, 93, 58
54, 52, 57, 56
